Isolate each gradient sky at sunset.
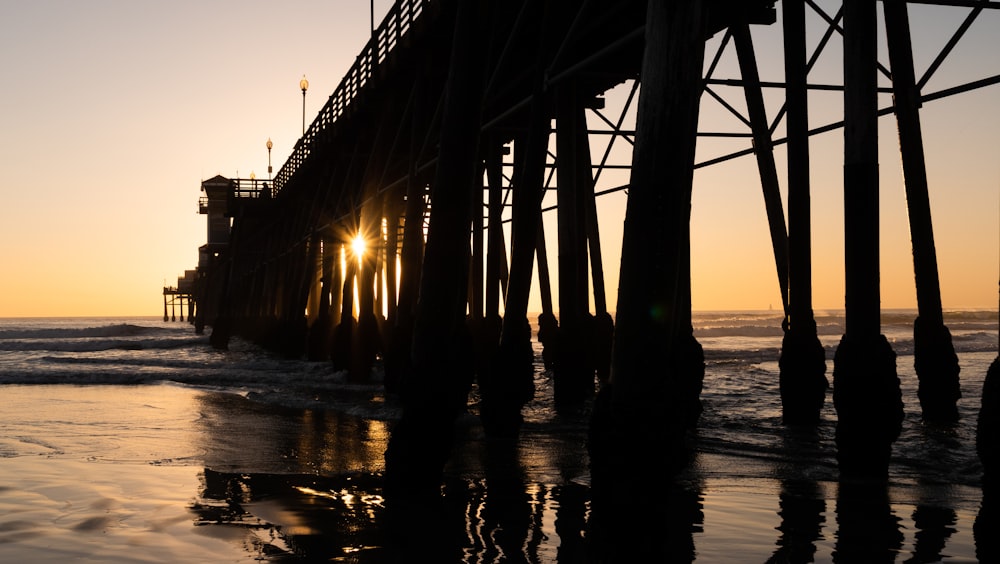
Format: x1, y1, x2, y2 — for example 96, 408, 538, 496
0, 1, 997, 317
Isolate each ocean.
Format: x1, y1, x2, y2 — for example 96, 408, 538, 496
0, 310, 996, 562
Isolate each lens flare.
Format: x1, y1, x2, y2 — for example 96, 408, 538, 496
351, 234, 366, 257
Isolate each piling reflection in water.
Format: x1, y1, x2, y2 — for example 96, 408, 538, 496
190, 469, 711, 562
191, 469, 591, 562
909, 500, 958, 563
833, 481, 904, 563
976, 481, 1000, 562
186, 381, 985, 561
769, 429, 826, 564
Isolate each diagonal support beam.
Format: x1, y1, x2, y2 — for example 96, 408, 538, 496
732, 24, 790, 316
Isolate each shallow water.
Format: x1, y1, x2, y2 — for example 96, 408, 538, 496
0, 312, 996, 561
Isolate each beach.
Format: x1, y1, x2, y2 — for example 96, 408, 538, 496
0, 313, 994, 561
0, 381, 987, 562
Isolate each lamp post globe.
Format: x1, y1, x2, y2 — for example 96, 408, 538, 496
266, 137, 273, 178
299, 75, 309, 135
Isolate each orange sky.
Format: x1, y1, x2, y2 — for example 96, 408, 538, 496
0, 1, 997, 317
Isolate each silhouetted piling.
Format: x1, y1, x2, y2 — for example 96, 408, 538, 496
833, 0, 903, 480
591, 311, 613, 385
479, 5, 551, 436
384, 0, 489, 494
537, 311, 560, 371
535, 217, 559, 371
209, 268, 233, 350
979, 274, 1000, 483
591, 0, 707, 491
465, 150, 497, 397
583, 142, 613, 384
833, 481, 903, 561
737, 14, 828, 424
777, 0, 828, 425
384, 112, 430, 393
884, 0, 960, 422
554, 84, 595, 406
351, 204, 382, 382
383, 195, 401, 324
469, 157, 486, 325
307, 237, 337, 361
331, 258, 357, 372
779, 317, 828, 424
976, 471, 1000, 562
275, 238, 312, 358
484, 141, 506, 323
979, 356, 1000, 481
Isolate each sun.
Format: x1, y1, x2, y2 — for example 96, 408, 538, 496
351, 234, 366, 257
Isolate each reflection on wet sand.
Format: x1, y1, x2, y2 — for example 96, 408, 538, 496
191, 468, 596, 561
571, 468, 704, 563
194, 391, 391, 476
908, 482, 959, 563
189, 392, 593, 561
768, 428, 827, 563
767, 479, 825, 563
186, 391, 986, 562
976, 481, 999, 562
833, 481, 904, 562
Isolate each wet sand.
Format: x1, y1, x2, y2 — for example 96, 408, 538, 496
0, 383, 987, 562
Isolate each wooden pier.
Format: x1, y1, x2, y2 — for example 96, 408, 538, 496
162, 270, 196, 322
170, 0, 1000, 495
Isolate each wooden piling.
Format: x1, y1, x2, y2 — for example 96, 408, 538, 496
482, 113, 547, 439
470, 141, 506, 398
536, 216, 560, 372
883, 0, 961, 422
331, 231, 358, 372
384, 96, 429, 393
833, 0, 903, 480
470, 156, 486, 323
554, 84, 595, 406
777, 0, 828, 425
384, 0, 489, 494
593, 0, 708, 484
352, 199, 382, 382
485, 142, 507, 323
980, 357, 1000, 483
307, 234, 335, 361
479, 0, 553, 439
306, 235, 323, 326
584, 138, 613, 385
384, 192, 402, 325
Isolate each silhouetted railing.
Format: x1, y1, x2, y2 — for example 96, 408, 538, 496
228, 178, 273, 200
272, 0, 429, 195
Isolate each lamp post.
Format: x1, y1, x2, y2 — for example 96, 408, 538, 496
266, 137, 273, 179
300, 75, 309, 135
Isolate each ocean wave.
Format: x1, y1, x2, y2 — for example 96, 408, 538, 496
37, 354, 229, 370
0, 323, 173, 341
0, 336, 207, 353
695, 325, 784, 338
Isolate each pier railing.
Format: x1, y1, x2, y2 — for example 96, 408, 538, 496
228, 178, 272, 200
272, 0, 429, 195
